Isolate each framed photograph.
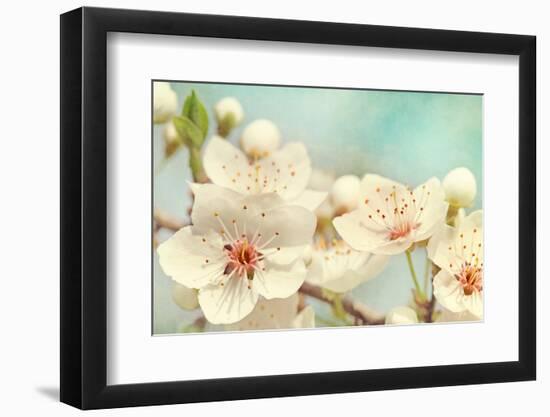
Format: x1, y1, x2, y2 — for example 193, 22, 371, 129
60, 6, 536, 409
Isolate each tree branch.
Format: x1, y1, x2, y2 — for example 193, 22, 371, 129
299, 282, 385, 325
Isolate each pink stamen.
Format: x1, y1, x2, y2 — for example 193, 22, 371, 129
223, 240, 262, 279
388, 222, 416, 240
455, 264, 483, 295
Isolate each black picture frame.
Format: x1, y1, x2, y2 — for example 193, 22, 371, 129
60, 6, 536, 410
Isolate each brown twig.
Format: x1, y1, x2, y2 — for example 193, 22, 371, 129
299, 282, 385, 325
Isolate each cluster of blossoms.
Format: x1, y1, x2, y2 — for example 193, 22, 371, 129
155, 86, 483, 329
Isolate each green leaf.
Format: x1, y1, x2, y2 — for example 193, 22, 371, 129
182, 90, 209, 139
173, 115, 204, 148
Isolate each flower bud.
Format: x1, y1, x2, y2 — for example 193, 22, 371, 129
215, 97, 244, 136
162, 121, 182, 158
330, 175, 360, 214
153, 82, 178, 124
385, 306, 419, 325
443, 167, 477, 208
171, 283, 199, 310
240, 119, 281, 158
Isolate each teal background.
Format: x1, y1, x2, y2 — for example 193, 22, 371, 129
153, 81, 483, 334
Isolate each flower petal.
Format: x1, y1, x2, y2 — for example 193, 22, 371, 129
203, 137, 312, 201
372, 238, 414, 255
253, 260, 306, 299
289, 189, 328, 211
333, 208, 389, 252
427, 223, 457, 275
462, 290, 483, 319
260, 143, 311, 200
203, 136, 252, 194
436, 308, 481, 323
307, 250, 389, 293
385, 306, 419, 325
225, 294, 300, 331
359, 174, 404, 200
412, 177, 448, 241
191, 183, 283, 236
157, 226, 225, 289
198, 277, 259, 324
433, 269, 467, 313
265, 245, 308, 265
427, 210, 483, 274
249, 204, 316, 253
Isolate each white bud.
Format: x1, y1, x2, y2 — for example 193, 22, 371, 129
385, 306, 419, 325
163, 121, 179, 145
240, 119, 281, 158
309, 169, 335, 192
330, 175, 360, 214
162, 121, 182, 158
443, 167, 477, 208
171, 283, 199, 310
214, 97, 244, 126
153, 82, 178, 124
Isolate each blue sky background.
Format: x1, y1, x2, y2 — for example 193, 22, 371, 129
153, 81, 483, 334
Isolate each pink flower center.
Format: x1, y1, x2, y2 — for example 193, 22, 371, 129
455, 264, 483, 296
388, 221, 416, 240
223, 240, 261, 279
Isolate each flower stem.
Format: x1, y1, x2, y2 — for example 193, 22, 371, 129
423, 253, 431, 295
189, 146, 208, 183
406, 250, 425, 300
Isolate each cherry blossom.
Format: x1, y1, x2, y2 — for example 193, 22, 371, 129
157, 184, 316, 324
202, 136, 326, 211
427, 210, 483, 318
333, 175, 448, 255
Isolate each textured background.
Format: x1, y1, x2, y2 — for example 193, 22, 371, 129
153, 82, 483, 333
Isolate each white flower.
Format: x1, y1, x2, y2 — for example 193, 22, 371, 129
157, 184, 316, 324
385, 306, 419, 325
202, 136, 326, 211
214, 97, 244, 133
240, 119, 281, 158
171, 283, 199, 310
443, 167, 477, 208
226, 294, 315, 331
333, 175, 448, 255
330, 175, 361, 214
306, 240, 388, 293
153, 82, 178, 124
427, 210, 483, 318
